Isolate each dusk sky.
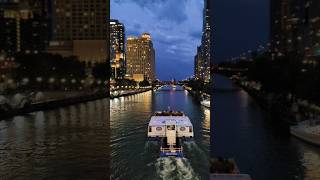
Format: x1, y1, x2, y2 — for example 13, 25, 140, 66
212, 0, 269, 63
111, 0, 204, 81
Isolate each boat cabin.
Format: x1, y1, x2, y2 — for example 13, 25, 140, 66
147, 111, 194, 139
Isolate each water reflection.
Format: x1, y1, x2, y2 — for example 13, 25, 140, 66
0, 99, 110, 179
212, 74, 320, 180
111, 88, 210, 179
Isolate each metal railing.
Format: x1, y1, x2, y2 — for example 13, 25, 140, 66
160, 147, 183, 153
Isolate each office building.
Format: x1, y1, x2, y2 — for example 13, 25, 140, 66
47, 0, 108, 63
270, 0, 320, 62
194, 0, 211, 82
110, 19, 125, 79
126, 33, 155, 82
0, 1, 50, 56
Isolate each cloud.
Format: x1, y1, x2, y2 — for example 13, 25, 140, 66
133, 23, 141, 30
111, 0, 203, 80
189, 31, 202, 40
113, 0, 168, 8
154, 0, 188, 24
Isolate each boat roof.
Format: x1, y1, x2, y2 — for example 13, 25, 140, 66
149, 115, 193, 126
154, 111, 184, 116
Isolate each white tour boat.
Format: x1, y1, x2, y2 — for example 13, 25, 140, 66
147, 111, 194, 157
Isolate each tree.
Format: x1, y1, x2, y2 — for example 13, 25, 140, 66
92, 62, 108, 80
139, 79, 150, 87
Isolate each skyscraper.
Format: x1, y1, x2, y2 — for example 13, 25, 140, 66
194, 0, 211, 82
270, 0, 320, 62
126, 33, 155, 82
0, 0, 50, 56
201, 0, 211, 82
110, 19, 125, 79
194, 46, 202, 80
47, 0, 107, 63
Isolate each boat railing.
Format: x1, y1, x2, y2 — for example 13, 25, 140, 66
160, 147, 183, 153
154, 111, 184, 116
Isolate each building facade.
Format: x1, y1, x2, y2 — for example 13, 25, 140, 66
110, 19, 125, 79
126, 33, 155, 82
270, 0, 320, 63
194, 46, 202, 80
0, 0, 50, 56
194, 0, 211, 82
47, 0, 108, 63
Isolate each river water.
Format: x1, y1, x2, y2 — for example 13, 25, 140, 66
211, 74, 320, 180
111, 86, 210, 180
2, 77, 318, 180
0, 99, 110, 179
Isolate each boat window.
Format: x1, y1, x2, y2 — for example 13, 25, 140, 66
149, 126, 152, 132
156, 127, 162, 131
189, 126, 193, 132
167, 125, 175, 130
180, 127, 186, 131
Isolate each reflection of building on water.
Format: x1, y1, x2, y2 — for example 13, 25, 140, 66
110, 91, 152, 119
300, 143, 320, 178
111, 86, 209, 179
203, 108, 210, 131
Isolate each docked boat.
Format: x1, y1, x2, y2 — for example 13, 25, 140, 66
290, 119, 320, 146
201, 93, 211, 108
210, 158, 252, 180
201, 99, 210, 108
147, 111, 194, 157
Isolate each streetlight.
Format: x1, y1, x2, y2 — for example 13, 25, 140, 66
7, 79, 14, 84
36, 77, 43, 83
49, 77, 55, 83
61, 78, 66, 84
22, 78, 29, 85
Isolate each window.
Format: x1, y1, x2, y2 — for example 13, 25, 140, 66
189, 127, 193, 133
149, 127, 152, 132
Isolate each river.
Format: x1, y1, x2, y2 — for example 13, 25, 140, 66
211, 74, 320, 180
0, 99, 110, 179
111, 86, 210, 180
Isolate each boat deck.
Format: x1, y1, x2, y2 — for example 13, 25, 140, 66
149, 115, 193, 127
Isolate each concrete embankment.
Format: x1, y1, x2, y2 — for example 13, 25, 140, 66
1, 91, 109, 120
0, 88, 155, 120
110, 88, 152, 99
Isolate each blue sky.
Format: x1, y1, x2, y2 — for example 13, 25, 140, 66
111, 0, 204, 81
212, 0, 269, 63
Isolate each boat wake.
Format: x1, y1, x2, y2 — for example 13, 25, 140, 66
184, 141, 207, 156
155, 157, 199, 180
